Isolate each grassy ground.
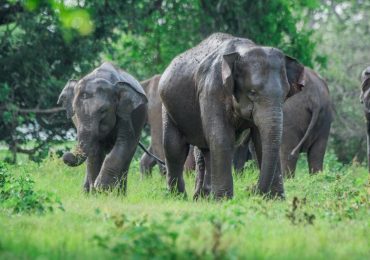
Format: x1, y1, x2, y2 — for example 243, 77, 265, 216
0, 154, 369, 260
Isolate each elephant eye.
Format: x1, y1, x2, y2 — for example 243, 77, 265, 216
81, 92, 91, 100
248, 89, 257, 96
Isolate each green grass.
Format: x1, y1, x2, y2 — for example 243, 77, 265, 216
0, 155, 369, 259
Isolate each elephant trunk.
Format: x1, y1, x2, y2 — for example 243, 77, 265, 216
62, 151, 87, 167
254, 103, 284, 196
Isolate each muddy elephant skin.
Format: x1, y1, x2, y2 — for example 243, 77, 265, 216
159, 33, 304, 199
139, 75, 195, 176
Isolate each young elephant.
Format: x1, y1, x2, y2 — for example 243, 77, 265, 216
159, 33, 304, 199
139, 75, 195, 176
280, 67, 332, 177
359, 66, 370, 172
57, 62, 147, 193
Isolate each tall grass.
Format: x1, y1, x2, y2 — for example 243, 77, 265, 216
0, 154, 369, 259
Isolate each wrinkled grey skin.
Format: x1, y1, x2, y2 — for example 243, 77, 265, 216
159, 33, 304, 199
359, 66, 370, 173
139, 75, 195, 176
230, 68, 332, 177
281, 67, 332, 177
57, 62, 147, 193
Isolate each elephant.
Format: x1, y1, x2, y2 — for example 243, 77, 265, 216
359, 66, 370, 173
159, 33, 304, 199
139, 75, 195, 176
280, 67, 332, 177
57, 62, 148, 193
229, 67, 332, 177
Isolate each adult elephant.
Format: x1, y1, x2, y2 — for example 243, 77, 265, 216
231, 68, 332, 177
281, 67, 332, 177
139, 75, 195, 176
159, 33, 304, 199
57, 62, 147, 193
359, 66, 370, 173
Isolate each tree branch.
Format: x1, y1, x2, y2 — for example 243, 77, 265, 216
16, 107, 65, 114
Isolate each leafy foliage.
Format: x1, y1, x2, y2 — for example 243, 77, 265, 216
0, 0, 126, 162
0, 0, 320, 163
313, 1, 370, 162
0, 162, 63, 214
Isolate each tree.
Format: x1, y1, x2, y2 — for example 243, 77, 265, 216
0, 0, 126, 162
0, 0, 320, 162
312, 0, 370, 162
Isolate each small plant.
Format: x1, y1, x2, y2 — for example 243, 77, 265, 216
0, 163, 64, 214
286, 197, 315, 225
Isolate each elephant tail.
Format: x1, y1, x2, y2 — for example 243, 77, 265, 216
290, 108, 320, 158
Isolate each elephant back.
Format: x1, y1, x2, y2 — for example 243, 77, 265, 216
85, 62, 146, 97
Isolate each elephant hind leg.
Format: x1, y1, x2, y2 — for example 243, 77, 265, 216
140, 145, 157, 177
193, 148, 211, 200
281, 152, 299, 178
307, 138, 328, 174
163, 112, 188, 194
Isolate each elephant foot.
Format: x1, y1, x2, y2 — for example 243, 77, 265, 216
83, 181, 90, 193
193, 186, 211, 201
212, 189, 233, 200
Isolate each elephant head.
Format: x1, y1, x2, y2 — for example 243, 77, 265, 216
72, 62, 147, 158
360, 66, 370, 111
220, 47, 304, 194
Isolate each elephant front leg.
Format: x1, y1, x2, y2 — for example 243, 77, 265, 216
84, 151, 104, 193
209, 144, 234, 199
94, 120, 138, 192
94, 140, 136, 192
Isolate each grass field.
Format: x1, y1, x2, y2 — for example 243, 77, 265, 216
0, 154, 369, 259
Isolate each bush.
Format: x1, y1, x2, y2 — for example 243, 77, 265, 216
0, 163, 64, 214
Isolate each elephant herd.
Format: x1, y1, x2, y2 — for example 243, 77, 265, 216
57, 33, 368, 200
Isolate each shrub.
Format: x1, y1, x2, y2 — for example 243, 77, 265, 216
0, 163, 64, 214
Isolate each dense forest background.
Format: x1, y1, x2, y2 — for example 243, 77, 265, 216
0, 0, 369, 163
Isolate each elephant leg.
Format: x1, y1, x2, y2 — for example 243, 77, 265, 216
280, 151, 299, 178
233, 137, 252, 174
193, 148, 211, 199
202, 150, 212, 196
84, 151, 104, 192
94, 118, 141, 192
206, 128, 234, 199
193, 147, 205, 200
163, 111, 188, 194
307, 138, 328, 174
140, 145, 156, 177
184, 145, 196, 173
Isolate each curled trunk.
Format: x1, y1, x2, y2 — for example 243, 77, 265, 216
62, 151, 87, 167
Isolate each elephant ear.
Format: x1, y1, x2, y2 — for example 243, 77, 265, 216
57, 80, 78, 119
360, 77, 370, 103
115, 82, 147, 120
285, 56, 305, 97
221, 52, 240, 94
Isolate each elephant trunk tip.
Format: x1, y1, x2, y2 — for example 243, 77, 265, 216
62, 151, 86, 167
